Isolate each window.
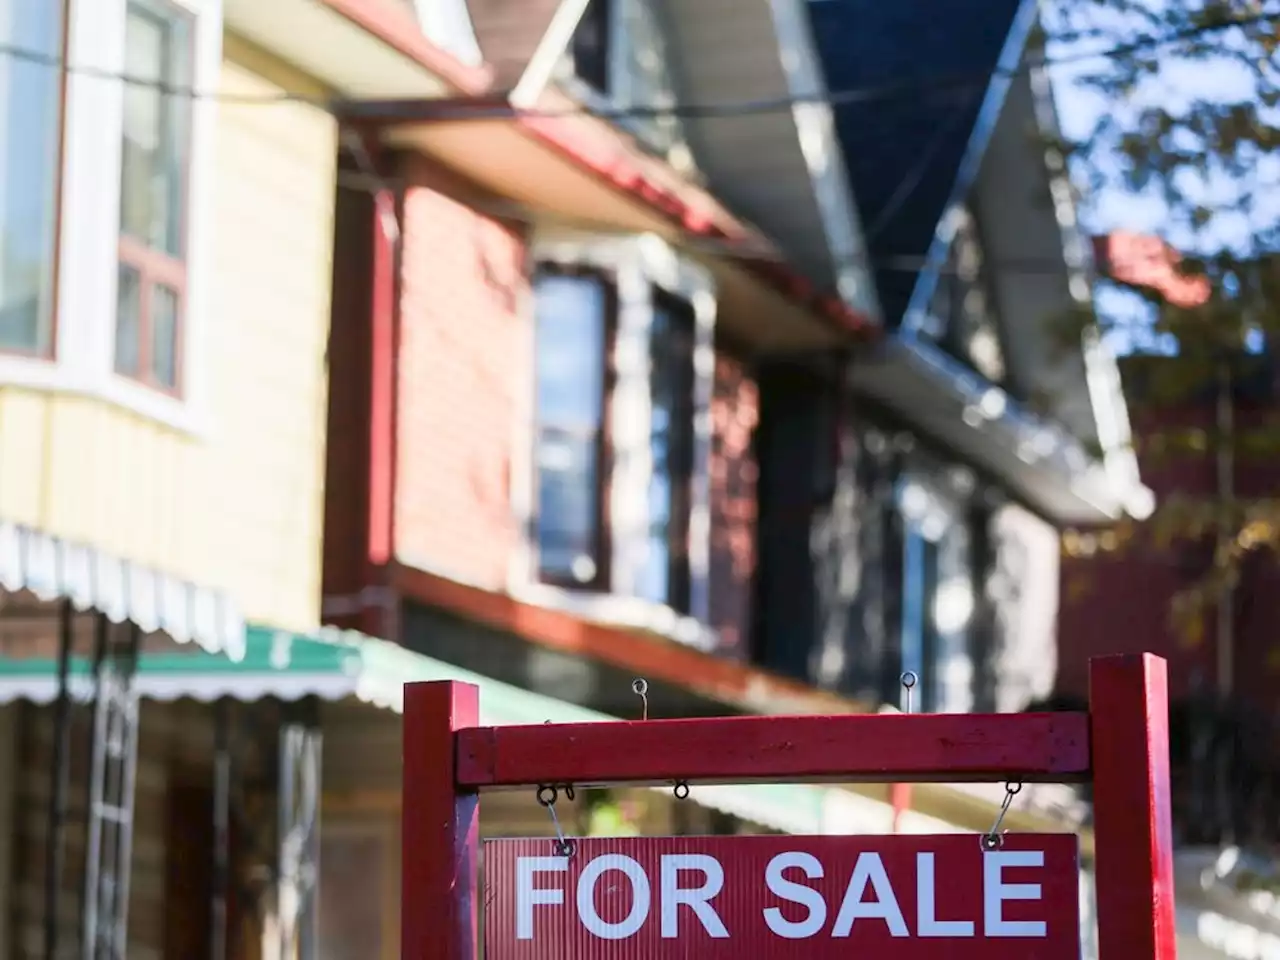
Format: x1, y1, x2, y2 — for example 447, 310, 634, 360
531, 253, 704, 614
116, 0, 192, 393
533, 269, 612, 587
928, 206, 1006, 384
638, 290, 695, 612
0, 0, 64, 355
896, 479, 975, 713
570, 0, 611, 96
564, 0, 686, 159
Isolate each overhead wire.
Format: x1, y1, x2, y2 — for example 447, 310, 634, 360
0, 8, 1275, 118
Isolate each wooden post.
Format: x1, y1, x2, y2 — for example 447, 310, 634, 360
402, 681, 480, 960
1089, 653, 1178, 959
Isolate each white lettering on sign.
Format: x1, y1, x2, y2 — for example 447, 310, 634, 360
660, 854, 729, 939
984, 850, 1047, 938
831, 852, 909, 937
918, 853, 976, 937
516, 857, 568, 940
511, 846, 1053, 942
578, 854, 651, 940
763, 852, 827, 938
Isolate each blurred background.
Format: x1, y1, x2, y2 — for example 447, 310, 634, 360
0, 0, 1275, 957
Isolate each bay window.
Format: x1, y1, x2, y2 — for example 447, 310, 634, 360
529, 238, 713, 628
0, 0, 64, 356
116, 0, 193, 393
533, 268, 612, 588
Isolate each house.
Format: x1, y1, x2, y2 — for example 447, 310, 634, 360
1059, 234, 1280, 959
319, 0, 1142, 941
0, 0, 483, 955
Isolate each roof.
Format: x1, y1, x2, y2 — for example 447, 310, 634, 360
807, 0, 1031, 326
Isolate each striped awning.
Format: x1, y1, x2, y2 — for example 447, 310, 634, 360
0, 520, 244, 659
0, 622, 903, 836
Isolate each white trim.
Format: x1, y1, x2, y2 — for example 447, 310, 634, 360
4, 0, 222, 437
511, 0, 594, 106
520, 231, 717, 644
766, 0, 880, 319
413, 0, 483, 67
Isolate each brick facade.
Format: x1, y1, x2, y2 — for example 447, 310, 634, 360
707, 348, 759, 659
392, 155, 530, 590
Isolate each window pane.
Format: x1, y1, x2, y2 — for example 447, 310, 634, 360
121, 0, 191, 256
115, 264, 142, 376
638, 292, 695, 609
150, 283, 178, 387
0, 0, 63, 353
534, 273, 607, 582
571, 0, 610, 94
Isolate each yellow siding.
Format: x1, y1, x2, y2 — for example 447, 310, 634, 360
0, 36, 336, 633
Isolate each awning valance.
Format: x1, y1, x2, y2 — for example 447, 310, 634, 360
0, 520, 245, 659
0, 623, 900, 836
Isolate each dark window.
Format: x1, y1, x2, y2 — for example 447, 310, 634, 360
929, 206, 1006, 384
640, 290, 696, 612
116, 0, 193, 393
0, 0, 64, 356
570, 0, 611, 95
533, 268, 612, 587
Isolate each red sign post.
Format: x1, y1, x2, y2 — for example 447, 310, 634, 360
484, 834, 1081, 958
402, 653, 1178, 959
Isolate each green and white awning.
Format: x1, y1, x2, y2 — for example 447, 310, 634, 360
0, 520, 245, 658
0, 623, 905, 836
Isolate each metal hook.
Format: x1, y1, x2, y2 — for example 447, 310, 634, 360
900, 671, 918, 714
537, 785, 577, 858
981, 781, 1023, 851
632, 678, 649, 721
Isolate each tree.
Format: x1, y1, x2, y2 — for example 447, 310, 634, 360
1044, 0, 1280, 679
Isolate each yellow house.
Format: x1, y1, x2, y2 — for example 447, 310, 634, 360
0, 0, 489, 955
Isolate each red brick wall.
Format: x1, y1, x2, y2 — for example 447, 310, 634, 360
392, 155, 530, 588
707, 348, 759, 658
1058, 399, 1280, 713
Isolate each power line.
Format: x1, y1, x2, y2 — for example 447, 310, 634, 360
1, 9, 1276, 119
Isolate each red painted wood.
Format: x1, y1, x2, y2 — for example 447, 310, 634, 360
483, 834, 1081, 958
1089, 654, 1178, 960
367, 135, 397, 570
455, 712, 1091, 788
402, 681, 480, 960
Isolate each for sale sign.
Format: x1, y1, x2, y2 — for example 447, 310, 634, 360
484, 833, 1080, 958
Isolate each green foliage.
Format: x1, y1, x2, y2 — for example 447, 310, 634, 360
1045, 0, 1280, 642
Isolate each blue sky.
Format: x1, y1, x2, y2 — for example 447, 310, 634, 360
1045, 18, 1276, 355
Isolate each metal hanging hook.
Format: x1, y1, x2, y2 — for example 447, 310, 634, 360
536, 785, 577, 858
981, 781, 1023, 851
632, 678, 649, 721
900, 671, 918, 714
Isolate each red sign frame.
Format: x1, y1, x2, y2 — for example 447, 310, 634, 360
401, 653, 1178, 959
483, 833, 1081, 958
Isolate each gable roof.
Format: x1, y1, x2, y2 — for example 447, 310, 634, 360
807, 0, 1034, 327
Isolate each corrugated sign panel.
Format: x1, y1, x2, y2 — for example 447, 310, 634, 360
484, 833, 1080, 958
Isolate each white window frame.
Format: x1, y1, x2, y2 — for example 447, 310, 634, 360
0, 0, 220, 436
514, 232, 720, 652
